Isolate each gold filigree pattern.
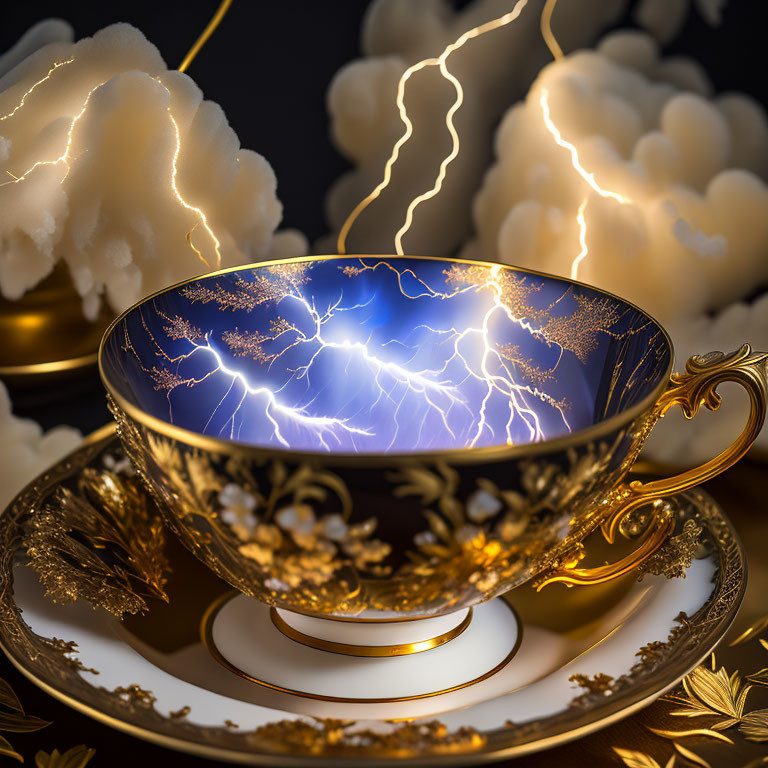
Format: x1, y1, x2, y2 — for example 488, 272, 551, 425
638, 519, 703, 580
245, 718, 485, 757
25, 466, 169, 617
0, 433, 747, 763
615, 595, 768, 764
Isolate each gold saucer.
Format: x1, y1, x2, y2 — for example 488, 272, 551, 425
0, 426, 747, 765
0, 264, 111, 380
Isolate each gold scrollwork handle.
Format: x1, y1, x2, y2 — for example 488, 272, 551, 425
538, 344, 768, 589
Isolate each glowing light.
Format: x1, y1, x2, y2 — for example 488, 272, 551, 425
115, 258, 630, 453
0, 59, 74, 121
337, 0, 530, 255
169, 112, 222, 269
571, 198, 588, 280
540, 0, 563, 61
0, 68, 223, 270
178, 0, 234, 74
540, 87, 630, 205
181, 337, 375, 449
1, 81, 103, 185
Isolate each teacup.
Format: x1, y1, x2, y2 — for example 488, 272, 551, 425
99, 255, 767, 623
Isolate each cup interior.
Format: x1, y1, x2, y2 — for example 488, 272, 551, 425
100, 256, 671, 454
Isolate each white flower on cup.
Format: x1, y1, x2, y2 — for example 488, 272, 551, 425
320, 514, 349, 541
466, 489, 503, 523
218, 483, 258, 539
414, 530, 437, 547
275, 504, 317, 548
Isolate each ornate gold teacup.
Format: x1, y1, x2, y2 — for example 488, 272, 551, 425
100, 256, 766, 702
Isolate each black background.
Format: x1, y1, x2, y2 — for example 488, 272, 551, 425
3, 1, 768, 765
0, 0, 766, 244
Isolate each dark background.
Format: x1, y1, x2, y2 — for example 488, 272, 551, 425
0, 0, 766, 245
3, 2, 768, 765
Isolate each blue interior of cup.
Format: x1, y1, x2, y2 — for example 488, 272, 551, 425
100, 257, 671, 453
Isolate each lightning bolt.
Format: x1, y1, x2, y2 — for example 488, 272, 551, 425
0, 58, 74, 121
571, 198, 588, 280
539, 87, 632, 281
128, 259, 595, 453
0, 68, 223, 269
337, 0, 530, 255
540, 88, 630, 206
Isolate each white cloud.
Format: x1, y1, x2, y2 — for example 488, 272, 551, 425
323, 0, 627, 256
0, 22, 306, 320
0, 380, 81, 511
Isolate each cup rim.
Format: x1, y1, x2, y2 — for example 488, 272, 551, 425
98, 253, 674, 466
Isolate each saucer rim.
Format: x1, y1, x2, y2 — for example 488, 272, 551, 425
0, 428, 746, 766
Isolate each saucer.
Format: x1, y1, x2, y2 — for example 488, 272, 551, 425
0, 427, 746, 765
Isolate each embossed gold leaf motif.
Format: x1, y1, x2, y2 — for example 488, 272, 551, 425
647, 725, 733, 744
25, 466, 169, 617
0, 677, 50, 763
613, 746, 675, 768
672, 742, 711, 768
35, 745, 96, 768
739, 709, 768, 742
664, 660, 752, 730
730, 616, 768, 647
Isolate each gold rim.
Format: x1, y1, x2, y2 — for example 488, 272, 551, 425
270, 607, 473, 657
200, 592, 522, 703
0, 426, 746, 766
98, 253, 675, 467
0, 350, 98, 377
0, 638, 711, 768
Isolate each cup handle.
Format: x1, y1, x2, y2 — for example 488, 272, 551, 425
537, 344, 768, 590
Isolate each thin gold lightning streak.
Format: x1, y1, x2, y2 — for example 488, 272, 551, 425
540, 0, 563, 61
0, 81, 102, 185
394, 0, 528, 255
571, 198, 588, 279
169, 112, 222, 269
540, 86, 632, 279
337, 0, 529, 255
0, 58, 74, 121
178, 0, 234, 74
540, 87, 630, 205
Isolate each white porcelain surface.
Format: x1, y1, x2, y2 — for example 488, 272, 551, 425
216, 598, 513, 700
275, 606, 471, 646
13, 556, 715, 726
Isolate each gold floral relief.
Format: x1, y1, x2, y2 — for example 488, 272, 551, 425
0, 432, 747, 763
24, 463, 169, 617
109, 385, 693, 618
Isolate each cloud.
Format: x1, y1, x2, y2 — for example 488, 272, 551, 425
0, 380, 81, 511
323, 0, 626, 256
0, 22, 306, 320
463, 29, 768, 458
462, 31, 768, 325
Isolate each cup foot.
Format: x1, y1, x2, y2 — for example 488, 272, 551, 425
202, 594, 521, 703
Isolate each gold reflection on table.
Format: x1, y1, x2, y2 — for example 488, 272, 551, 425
0, 263, 112, 377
